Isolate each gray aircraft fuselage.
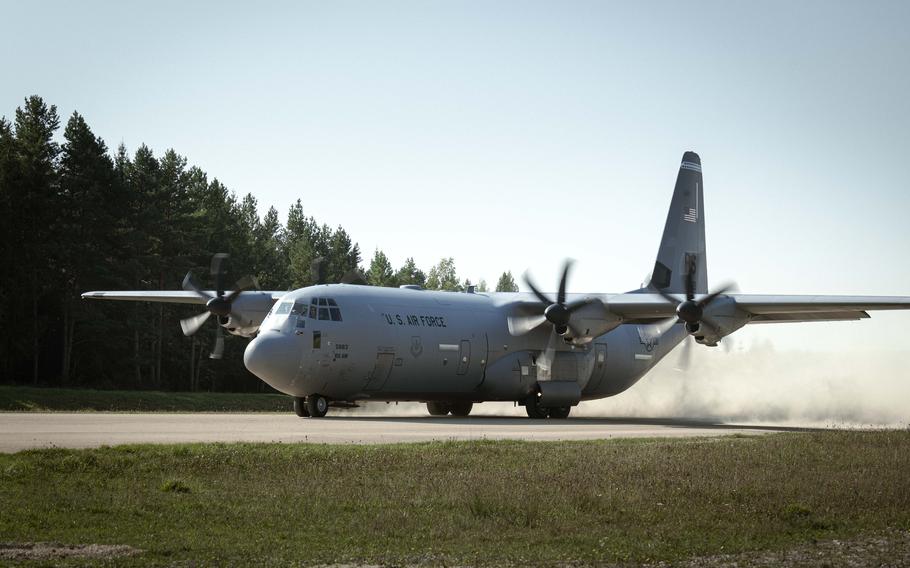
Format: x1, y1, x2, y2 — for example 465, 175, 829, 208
244, 284, 686, 404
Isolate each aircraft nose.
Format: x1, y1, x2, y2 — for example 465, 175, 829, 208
243, 333, 301, 394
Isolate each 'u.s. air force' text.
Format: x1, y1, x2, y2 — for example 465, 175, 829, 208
381, 313, 447, 328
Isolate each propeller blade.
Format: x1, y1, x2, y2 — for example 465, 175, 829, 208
507, 314, 548, 336
340, 269, 368, 285
697, 282, 736, 309
182, 272, 213, 300
650, 315, 678, 336
655, 289, 682, 306
223, 275, 259, 303
180, 311, 211, 336
523, 273, 552, 306
210, 326, 225, 359
310, 257, 327, 285
536, 330, 559, 381
211, 253, 229, 296
565, 297, 596, 314
684, 255, 697, 301
557, 260, 574, 306
675, 336, 693, 371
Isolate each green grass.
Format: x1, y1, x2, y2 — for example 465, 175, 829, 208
0, 385, 290, 412
1, 431, 909, 566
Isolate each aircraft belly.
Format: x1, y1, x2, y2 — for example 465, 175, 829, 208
580, 324, 687, 399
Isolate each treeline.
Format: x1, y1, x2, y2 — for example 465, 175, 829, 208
0, 96, 519, 391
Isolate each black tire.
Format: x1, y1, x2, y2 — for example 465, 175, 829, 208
293, 397, 310, 417
525, 394, 549, 419
306, 394, 329, 418
427, 402, 449, 416
449, 401, 473, 417
549, 406, 571, 419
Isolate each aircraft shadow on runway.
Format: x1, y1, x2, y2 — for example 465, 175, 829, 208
319, 414, 824, 433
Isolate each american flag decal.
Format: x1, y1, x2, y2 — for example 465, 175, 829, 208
683, 204, 698, 223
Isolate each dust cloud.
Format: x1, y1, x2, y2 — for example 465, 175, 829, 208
574, 343, 910, 427
336, 345, 910, 427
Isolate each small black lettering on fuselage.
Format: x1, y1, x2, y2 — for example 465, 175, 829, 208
381, 313, 447, 328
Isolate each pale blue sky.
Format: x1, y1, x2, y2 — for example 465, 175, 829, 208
3, 0, 910, 352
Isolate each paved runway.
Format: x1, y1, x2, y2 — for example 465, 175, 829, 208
0, 412, 789, 452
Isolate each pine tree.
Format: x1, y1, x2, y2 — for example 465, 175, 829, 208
13, 96, 61, 384
367, 249, 396, 287
394, 257, 426, 287
495, 271, 519, 292
426, 258, 462, 291
57, 111, 117, 383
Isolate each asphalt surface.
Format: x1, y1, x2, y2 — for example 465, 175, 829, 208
0, 412, 789, 452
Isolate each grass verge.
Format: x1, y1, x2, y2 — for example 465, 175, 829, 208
1, 431, 908, 566
0, 385, 289, 412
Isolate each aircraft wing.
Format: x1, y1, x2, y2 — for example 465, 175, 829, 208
81, 290, 287, 304
729, 294, 910, 324
605, 293, 910, 324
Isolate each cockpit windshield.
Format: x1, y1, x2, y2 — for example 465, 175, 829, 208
270, 297, 343, 322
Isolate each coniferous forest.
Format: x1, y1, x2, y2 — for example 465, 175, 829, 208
0, 96, 520, 392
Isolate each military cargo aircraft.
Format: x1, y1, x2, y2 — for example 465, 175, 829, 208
83, 152, 910, 419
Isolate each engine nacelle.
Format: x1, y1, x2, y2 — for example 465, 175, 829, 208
219, 291, 276, 337
694, 296, 750, 346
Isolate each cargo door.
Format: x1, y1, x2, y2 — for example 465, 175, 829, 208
588, 343, 608, 390
456, 340, 471, 375
365, 351, 394, 391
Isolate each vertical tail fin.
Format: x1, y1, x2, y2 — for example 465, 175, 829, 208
648, 151, 707, 294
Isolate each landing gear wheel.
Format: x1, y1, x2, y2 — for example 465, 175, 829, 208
427, 402, 449, 416
449, 401, 473, 417
293, 397, 310, 417
549, 406, 571, 419
306, 394, 329, 418
525, 394, 549, 419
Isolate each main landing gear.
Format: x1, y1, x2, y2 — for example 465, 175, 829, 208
426, 401, 474, 417
293, 395, 329, 418
524, 394, 571, 419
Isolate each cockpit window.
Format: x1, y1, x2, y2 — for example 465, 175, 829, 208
303, 297, 344, 321
291, 301, 306, 316
275, 302, 292, 315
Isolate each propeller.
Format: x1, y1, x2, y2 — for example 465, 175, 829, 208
508, 260, 598, 338
507, 260, 604, 381
180, 253, 259, 359
653, 255, 735, 337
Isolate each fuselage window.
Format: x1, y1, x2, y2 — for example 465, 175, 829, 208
318, 298, 328, 306
312, 331, 321, 349
327, 298, 338, 307
275, 302, 292, 315
330, 307, 342, 321
318, 307, 330, 320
